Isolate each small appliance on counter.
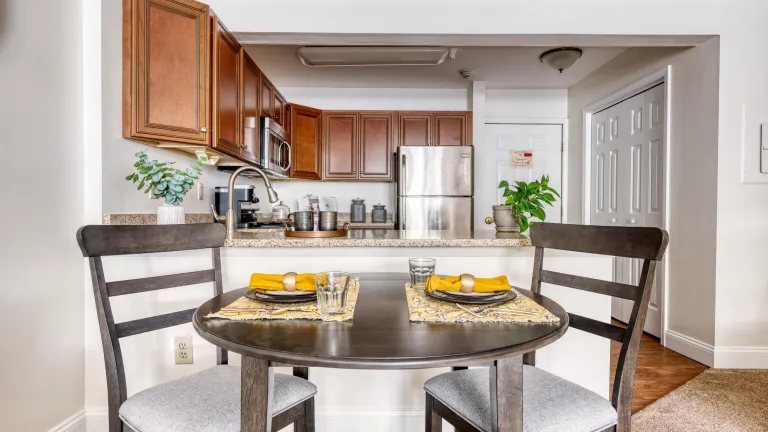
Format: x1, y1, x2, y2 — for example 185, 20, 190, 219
214, 186, 283, 229
350, 198, 366, 223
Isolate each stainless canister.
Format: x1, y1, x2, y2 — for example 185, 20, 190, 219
319, 211, 338, 231
288, 211, 314, 231
350, 198, 366, 223
371, 204, 387, 223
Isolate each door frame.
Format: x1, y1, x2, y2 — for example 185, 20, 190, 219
582, 67, 671, 345
485, 118, 569, 223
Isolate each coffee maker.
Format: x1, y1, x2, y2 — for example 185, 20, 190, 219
214, 185, 260, 229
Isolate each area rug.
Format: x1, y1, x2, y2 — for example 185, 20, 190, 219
632, 369, 768, 431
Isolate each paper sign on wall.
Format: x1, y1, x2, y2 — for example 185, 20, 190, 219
510, 151, 533, 168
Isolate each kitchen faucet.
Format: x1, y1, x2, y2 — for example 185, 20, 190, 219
211, 166, 279, 237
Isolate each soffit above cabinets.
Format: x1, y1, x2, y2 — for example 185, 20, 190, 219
297, 46, 452, 67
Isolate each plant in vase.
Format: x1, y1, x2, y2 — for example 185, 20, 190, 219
125, 150, 207, 224
497, 175, 560, 233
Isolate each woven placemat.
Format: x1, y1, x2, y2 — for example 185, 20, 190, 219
405, 283, 560, 324
206, 278, 359, 322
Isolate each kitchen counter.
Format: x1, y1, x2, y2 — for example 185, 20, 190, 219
225, 229, 530, 248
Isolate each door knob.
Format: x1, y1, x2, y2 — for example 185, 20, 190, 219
485, 217, 493, 225
201, 127, 207, 132
610, 218, 617, 224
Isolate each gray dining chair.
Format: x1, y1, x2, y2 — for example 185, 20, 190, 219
423, 223, 669, 432
77, 224, 317, 432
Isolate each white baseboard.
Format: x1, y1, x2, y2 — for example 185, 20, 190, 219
664, 330, 715, 366
714, 345, 768, 368
84, 407, 452, 432
49, 411, 87, 432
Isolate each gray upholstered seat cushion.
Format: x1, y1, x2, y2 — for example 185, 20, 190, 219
119, 365, 316, 432
424, 365, 617, 432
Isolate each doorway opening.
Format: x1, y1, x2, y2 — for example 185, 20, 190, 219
583, 69, 670, 341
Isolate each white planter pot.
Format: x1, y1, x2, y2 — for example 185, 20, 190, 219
491, 204, 520, 233
157, 204, 185, 225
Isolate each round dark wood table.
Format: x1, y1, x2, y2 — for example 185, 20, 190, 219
194, 272, 569, 432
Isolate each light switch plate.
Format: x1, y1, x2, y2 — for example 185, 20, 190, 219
174, 335, 193, 365
761, 124, 768, 174
197, 182, 204, 200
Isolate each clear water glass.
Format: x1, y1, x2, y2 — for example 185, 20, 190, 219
409, 258, 436, 290
315, 272, 350, 315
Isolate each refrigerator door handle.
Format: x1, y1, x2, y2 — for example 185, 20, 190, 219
401, 152, 407, 197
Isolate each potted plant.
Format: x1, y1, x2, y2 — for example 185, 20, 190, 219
125, 150, 207, 224
494, 175, 560, 233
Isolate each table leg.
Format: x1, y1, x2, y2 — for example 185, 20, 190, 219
242, 356, 274, 432
490, 356, 523, 432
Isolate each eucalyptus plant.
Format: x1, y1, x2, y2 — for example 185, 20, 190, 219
498, 175, 560, 233
125, 150, 207, 206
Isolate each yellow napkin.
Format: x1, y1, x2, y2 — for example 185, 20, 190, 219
426, 275, 511, 293
248, 273, 316, 292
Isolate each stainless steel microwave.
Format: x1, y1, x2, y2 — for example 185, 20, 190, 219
260, 117, 291, 178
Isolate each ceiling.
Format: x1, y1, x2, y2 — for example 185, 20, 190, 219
243, 45, 629, 89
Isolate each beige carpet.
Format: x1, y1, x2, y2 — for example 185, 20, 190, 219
632, 369, 768, 431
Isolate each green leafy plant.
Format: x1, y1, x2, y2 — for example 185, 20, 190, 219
498, 175, 560, 233
125, 150, 207, 206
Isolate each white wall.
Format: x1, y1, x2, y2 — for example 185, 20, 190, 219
0, 0, 86, 430
486, 89, 567, 119
567, 44, 720, 358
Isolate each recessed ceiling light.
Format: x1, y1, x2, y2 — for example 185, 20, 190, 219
539, 47, 583, 73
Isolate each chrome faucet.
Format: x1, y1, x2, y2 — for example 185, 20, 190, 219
211, 166, 279, 237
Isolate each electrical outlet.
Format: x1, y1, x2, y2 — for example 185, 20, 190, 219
174, 336, 193, 365
197, 182, 204, 200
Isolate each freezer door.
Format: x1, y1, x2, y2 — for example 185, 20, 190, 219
398, 197, 473, 234
397, 146, 473, 197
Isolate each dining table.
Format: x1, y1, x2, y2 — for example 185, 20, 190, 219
193, 272, 569, 432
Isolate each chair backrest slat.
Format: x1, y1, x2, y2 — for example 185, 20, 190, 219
528, 223, 668, 430
568, 312, 626, 342
106, 270, 216, 297
115, 308, 198, 338
77, 224, 225, 256
539, 270, 640, 301
77, 224, 228, 432
530, 222, 667, 260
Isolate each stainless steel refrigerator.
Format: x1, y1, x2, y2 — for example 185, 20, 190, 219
395, 146, 474, 233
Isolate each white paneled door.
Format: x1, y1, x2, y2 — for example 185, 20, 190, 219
478, 124, 563, 230
591, 84, 665, 337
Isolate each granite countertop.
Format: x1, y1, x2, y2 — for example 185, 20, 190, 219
103, 213, 394, 229
225, 229, 530, 248
102, 213, 530, 247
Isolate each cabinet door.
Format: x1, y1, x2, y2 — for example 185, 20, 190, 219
433, 113, 471, 146
398, 113, 432, 146
241, 54, 260, 164
211, 16, 242, 156
290, 104, 323, 180
359, 113, 394, 180
323, 112, 358, 180
274, 92, 285, 125
260, 76, 274, 120
124, 0, 210, 144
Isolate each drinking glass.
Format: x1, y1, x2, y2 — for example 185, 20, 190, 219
409, 258, 436, 290
315, 271, 350, 315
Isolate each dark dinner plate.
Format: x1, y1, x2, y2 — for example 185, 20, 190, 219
244, 289, 317, 303
425, 289, 517, 305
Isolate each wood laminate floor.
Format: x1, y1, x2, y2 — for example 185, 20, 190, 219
610, 321, 708, 413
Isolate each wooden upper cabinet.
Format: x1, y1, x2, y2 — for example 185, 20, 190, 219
260, 75, 274, 120
123, 0, 210, 144
433, 113, 471, 146
274, 92, 286, 126
399, 113, 432, 146
323, 112, 358, 180
359, 113, 394, 180
290, 104, 323, 180
211, 16, 242, 156
240, 54, 260, 164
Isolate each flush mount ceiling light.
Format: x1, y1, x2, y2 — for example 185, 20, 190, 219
297, 46, 451, 67
539, 47, 583, 73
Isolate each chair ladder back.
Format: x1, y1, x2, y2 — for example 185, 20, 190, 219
78, 224, 229, 432
526, 223, 668, 431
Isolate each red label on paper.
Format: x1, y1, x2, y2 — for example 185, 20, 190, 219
524, 152, 533, 157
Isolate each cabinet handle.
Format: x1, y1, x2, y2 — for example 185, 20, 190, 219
201, 127, 207, 132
